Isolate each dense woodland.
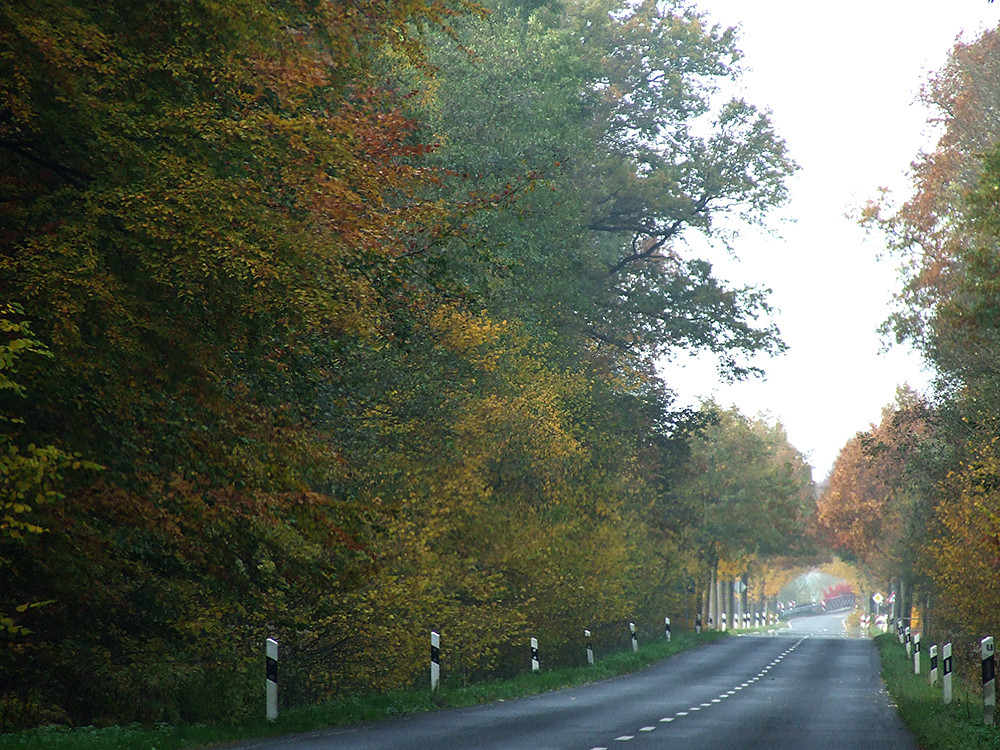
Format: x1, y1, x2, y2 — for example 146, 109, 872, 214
0, 0, 820, 728
815, 27, 1000, 655
10, 0, 1000, 734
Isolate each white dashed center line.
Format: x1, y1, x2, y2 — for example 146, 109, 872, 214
586, 637, 809, 750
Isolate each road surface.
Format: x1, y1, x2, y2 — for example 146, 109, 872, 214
786, 609, 854, 636
229, 620, 915, 750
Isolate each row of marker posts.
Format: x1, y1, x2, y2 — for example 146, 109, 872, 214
893, 621, 994, 725
263, 613, 755, 719
426, 618, 676, 694
716, 611, 775, 632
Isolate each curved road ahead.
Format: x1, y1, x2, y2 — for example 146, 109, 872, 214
231, 618, 915, 750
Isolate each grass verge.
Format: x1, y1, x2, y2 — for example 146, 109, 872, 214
877, 633, 1000, 750
0, 630, 732, 750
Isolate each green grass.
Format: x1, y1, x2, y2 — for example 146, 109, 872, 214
0, 630, 730, 749
877, 633, 1000, 749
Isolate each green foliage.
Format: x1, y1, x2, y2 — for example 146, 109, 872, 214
673, 403, 815, 563
410, 0, 794, 371
0, 304, 99, 637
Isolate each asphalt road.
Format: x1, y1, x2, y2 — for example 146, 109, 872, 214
231, 619, 916, 750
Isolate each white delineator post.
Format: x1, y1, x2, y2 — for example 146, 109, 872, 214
721, 612, 727, 632
531, 637, 540, 673
630, 622, 638, 652
431, 631, 441, 691
943, 642, 954, 704
983, 636, 996, 726
665, 617, 671, 641
905, 627, 912, 658
929, 644, 938, 686
914, 633, 921, 674
266, 637, 278, 722
585, 629, 594, 665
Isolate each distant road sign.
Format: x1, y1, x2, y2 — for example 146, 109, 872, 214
873, 593, 884, 605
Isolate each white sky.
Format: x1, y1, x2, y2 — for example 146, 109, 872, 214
659, 0, 1000, 480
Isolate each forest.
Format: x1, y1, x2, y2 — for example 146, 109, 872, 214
814, 27, 1000, 663
0, 0, 822, 728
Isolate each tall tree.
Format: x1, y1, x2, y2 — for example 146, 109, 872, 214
814, 389, 948, 623
411, 0, 795, 373
671, 404, 814, 625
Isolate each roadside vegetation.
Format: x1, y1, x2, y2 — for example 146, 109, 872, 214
877, 634, 1000, 750
0, 631, 729, 750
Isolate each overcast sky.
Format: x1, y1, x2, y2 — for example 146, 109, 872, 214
659, 0, 1000, 480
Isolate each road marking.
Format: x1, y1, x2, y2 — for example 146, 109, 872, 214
615, 735, 634, 741
700, 702, 712, 707
660, 717, 674, 723
711, 698, 722, 703
639, 726, 655, 732
689, 706, 701, 711
676, 711, 689, 716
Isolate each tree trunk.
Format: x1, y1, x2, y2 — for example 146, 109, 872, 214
709, 559, 718, 630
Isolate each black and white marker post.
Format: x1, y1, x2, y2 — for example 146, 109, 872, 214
929, 644, 938, 686
695, 614, 702, 634
905, 627, 912, 659
630, 621, 638, 652
721, 612, 727, 632
431, 631, 441, 691
665, 617, 671, 641
983, 635, 996, 726
914, 632, 921, 675
265, 637, 278, 722
531, 637, 540, 673
943, 642, 954, 705
585, 629, 594, 665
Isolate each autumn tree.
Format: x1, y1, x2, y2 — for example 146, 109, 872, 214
671, 404, 814, 628
862, 26, 1000, 359
815, 388, 948, 627
858, 24, 1000, 639
0, 0, 480, 725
